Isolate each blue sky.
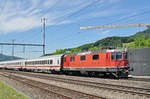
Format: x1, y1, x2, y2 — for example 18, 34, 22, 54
0, 0, 150, 58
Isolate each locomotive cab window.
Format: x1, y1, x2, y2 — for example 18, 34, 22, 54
111, 52, 122, 60
116, 52, 122, 60
92, 54, 99, 60
80, 56, 86, 61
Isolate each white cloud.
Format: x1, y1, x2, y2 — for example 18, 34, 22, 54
42, 0, 58, 8
0, 0, 120, 34
0, 17, 41, 33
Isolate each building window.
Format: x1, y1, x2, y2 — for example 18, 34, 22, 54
92, 54, 99, 60
70, 56, 75, 61
80, 56, 86, 61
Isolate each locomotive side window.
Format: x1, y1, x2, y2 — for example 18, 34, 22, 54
80, 56, 86, 61
111, 53, 116, 60
92, 54, 99, 60
116, 52, 122, 60
70, 56, 75, 61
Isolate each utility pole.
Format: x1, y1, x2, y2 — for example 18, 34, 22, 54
41, 18, 46, 55
12, 39, 15, 60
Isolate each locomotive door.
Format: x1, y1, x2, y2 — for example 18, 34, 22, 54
106, 53, 110, 66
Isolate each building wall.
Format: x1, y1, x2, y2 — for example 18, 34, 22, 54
128, 48, 150, 76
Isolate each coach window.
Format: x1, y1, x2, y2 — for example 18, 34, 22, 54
70, 56, 75, 62
80, 56, 86, 61
57, 60, 59, 64
116, 52, 122, 60
111, 53, 116, 60
49, 60, 51, 64
45, 60, 47, 64
44, 60, 46, 64
50, 60, 53, 64
92, 54, 99, 60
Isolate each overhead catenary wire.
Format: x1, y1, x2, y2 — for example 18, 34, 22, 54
104, 9, 150, 25
59, 0, 102, 20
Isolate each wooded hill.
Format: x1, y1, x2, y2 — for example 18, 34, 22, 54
45, 28, 150, 55
0, 54, 23, 61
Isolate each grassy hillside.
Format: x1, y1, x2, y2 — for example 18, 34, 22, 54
45, 28, 150, 55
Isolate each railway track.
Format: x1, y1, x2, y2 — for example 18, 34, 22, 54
0, 72, 104, 99
1, 70, 150, 99
20, 72, 150, 98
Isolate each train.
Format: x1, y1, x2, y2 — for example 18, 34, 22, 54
0, 49, 129, 78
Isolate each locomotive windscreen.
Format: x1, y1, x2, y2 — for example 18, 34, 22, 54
111, 52, 122, 60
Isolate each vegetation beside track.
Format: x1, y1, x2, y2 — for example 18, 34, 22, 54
0, 80, 27, 99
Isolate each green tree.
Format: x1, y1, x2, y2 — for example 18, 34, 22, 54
89, 46, 101, 50
134, 35, 146, 48
54, 49, 66, 55
70, 48, 81, 53
145, 36, 150, 47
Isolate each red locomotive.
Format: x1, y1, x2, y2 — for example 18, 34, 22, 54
63, 49, 129, 78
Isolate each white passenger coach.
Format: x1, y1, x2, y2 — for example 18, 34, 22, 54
0, 55, 63, 72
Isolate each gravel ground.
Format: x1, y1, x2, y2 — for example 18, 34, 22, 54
22, 72, 150, 89
1, 72, 149, 99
